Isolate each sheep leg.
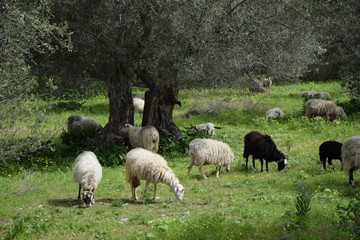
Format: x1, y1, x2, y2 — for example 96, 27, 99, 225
252, 157, 256, 169
349, 167, 355, 186
152, 183, 159, 201
142, 180, 150, 200
328, 158, 333, 169
266, 161, 269, 172
77, 184, 82, 200
245, 157, 249, 170
216, 166, 221, 178
199, 165, 207, 179
131, 187, 137, 200
321, 157, 326, 170
260, 159, 264, 172
187, 162, 194, 177
131, 177, 140, 200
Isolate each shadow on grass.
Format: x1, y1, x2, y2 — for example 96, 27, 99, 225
112, 197, 181, 206
47, 198, 79, 207
47, 197, 117, 208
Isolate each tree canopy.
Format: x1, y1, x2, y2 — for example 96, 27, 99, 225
2, 0, 360, 151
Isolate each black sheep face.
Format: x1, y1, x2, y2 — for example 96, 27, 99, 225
276, 157, 288, 171
82, 191, 95, 207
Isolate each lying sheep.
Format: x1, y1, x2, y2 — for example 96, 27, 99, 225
319, 141, 342, 170
72, 151, 102, 207
125, 148, 184, 201
313, 92, 331, 99
133, 97, 145, 114
188, 138, 234, 179
301, 90, 318, 98
304, 99, 346, 121
122, 124, 159, 153
67, 115, 102, 133
195, 122, 216, 135
243, 131, 287, 172
341, 136, 360, 186
265, 107, 284, 120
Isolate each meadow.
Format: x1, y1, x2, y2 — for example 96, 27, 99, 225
1, 81, 360, 240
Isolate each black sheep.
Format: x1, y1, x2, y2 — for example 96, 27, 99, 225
319, 141, 342, 170
243, 131, 287, 172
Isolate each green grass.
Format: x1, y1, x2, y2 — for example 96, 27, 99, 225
1, 81, 360, 239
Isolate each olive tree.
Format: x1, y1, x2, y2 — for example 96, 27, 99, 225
1, 0, 70, 161
48, 0, 341, 150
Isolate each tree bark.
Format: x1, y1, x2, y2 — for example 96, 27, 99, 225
94, 62, 134, 150
142, 84, 182, 140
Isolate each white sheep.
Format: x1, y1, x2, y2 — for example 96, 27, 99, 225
261, 77, 272, 88
265, 107, 284, 120
341, 136, 360, 186
188, 138, 234, 179
122, 124, 160, 153
304, 99, 346, 121
301, 90, 318, 98
67, 115, 101, 133
195, 122, 216, 135
72, 151, 102, 207
313, 92, 331, 99
125, 148, 184, 201
133, 97, 145, 114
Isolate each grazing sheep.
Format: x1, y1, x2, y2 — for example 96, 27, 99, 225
243, 131, 287, 172
261, 77, 272, 88
73, 151, 102, 207
195, 122, 216, 135
265, 107, 284, 120
122, 124, 160, 153
188, 138, 234, 179
341, 136, 360, 186
125, 148, 184, 201
133, 97, 145, 114
304, 99, 346, 121
67, 115, 102, 133
319, 141, 342, 170
313, 92, 331, 99
249, 79, 266, 93
301, 90, 318, 98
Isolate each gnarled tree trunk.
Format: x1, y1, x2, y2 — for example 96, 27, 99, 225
142, 84, 182, 140
94, 62, 134, 150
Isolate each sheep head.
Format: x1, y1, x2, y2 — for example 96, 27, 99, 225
172, 184, 184, 201
336, 106, 347, 118
121, 124, 133, 133
276, 157, 288, 171
82, 190, 95, 207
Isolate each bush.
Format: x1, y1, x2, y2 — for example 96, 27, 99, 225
337, 191, 360, 238
158, 125, 213, 155
337, 98, 360, 116
60, 129, 99, 156
98, 144, 127, 167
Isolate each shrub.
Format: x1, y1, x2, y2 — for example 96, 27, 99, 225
338, 98, 360, 115
158, 125, 211, 155
295, 181, 314, 217
337, 192, 360, 238
60, 129, 99, 156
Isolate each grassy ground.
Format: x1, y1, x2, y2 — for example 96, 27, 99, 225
1, 81, 360, 239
